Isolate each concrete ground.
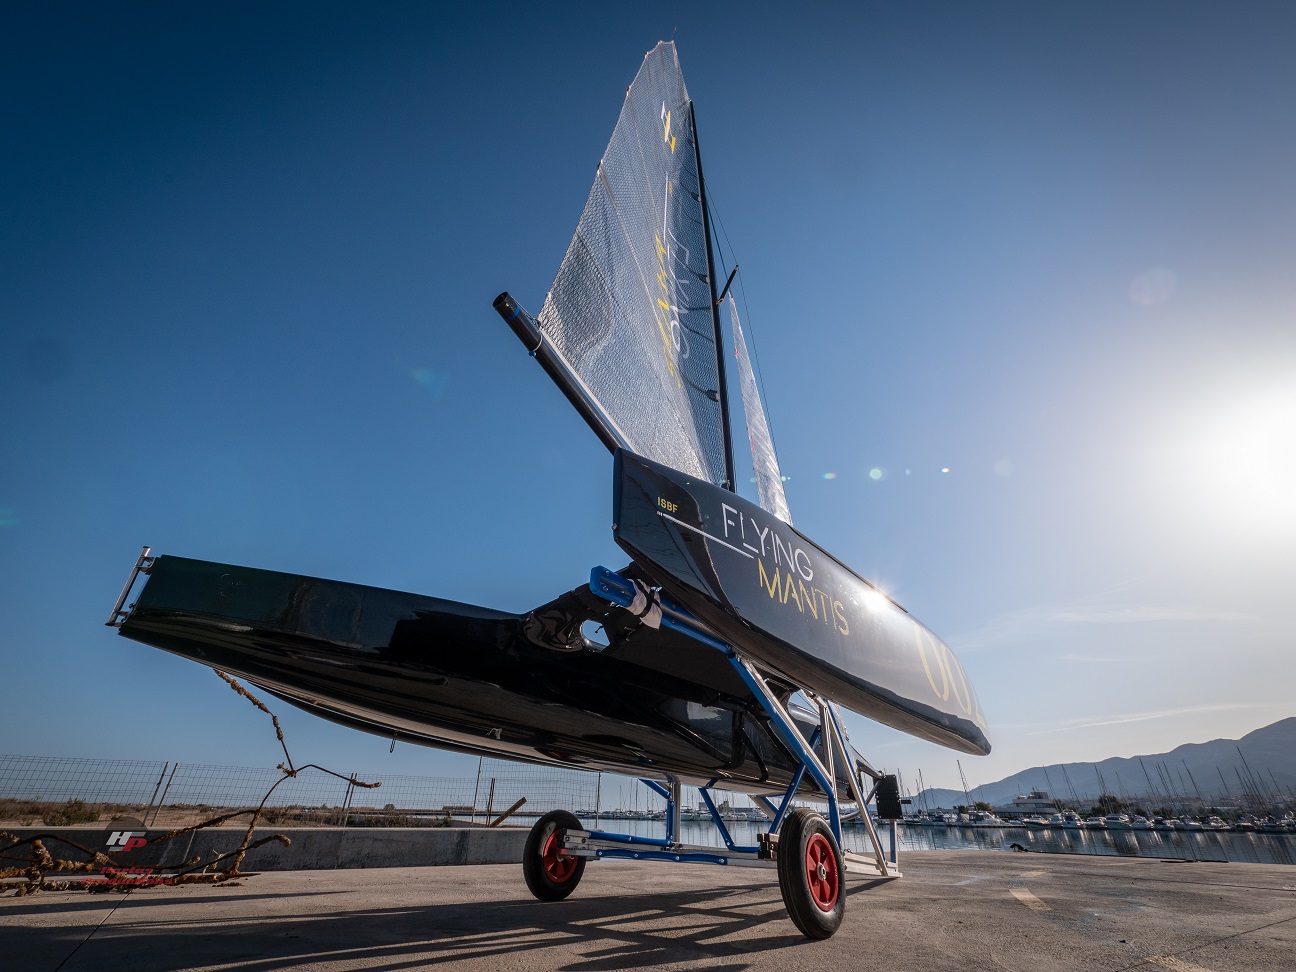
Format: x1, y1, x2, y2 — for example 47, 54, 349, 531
2, 851, 1294, 971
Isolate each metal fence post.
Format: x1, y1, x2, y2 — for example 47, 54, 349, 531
150, 763, 179, 827
142, 762, 170, 826
341, 775, 356, 827
471, 757, 483, 824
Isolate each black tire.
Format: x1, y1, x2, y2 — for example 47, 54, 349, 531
523, 809, 586, 901
776, 807, 845, 939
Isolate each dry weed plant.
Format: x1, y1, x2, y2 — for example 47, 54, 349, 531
0, 671, 380, 896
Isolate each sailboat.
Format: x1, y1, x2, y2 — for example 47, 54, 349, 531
107, 41, 988, 939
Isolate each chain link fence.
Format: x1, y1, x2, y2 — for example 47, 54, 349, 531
0, 754, 655, 830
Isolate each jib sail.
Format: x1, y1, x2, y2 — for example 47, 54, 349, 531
729, 295, 791, 524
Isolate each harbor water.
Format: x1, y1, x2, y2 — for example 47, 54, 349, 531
522, 816, 1296, 867
893, 821, 1296, 865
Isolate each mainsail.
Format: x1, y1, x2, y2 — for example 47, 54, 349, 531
514, 42, 729, 486
729, 295, 791, 524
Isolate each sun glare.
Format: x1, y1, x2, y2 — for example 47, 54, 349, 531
862, 588, 889, 613
1159, 385, 1296, 534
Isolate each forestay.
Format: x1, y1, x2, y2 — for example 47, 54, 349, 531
537, 41, 727, 486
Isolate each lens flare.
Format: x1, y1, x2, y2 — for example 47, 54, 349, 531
411, 368, 449, 400
869, 468, 884, 481
994, 459, 1013, 477
822, 472, 837, 480
0, 509, 19, 528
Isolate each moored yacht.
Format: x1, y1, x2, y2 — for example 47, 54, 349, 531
1257, 816, 1294, 833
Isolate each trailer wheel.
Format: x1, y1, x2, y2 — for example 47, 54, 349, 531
523, 809, 586, 901
777, 807, 845, 939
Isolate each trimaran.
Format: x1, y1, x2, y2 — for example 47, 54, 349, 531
108, 41, 989, 939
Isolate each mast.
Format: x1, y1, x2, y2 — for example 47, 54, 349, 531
1041, 766, 1062, 811
1060, 764, 1080, 806
689, 100, 736, 491
1184, 763, 1206, 807
1139, 757, 1164, 809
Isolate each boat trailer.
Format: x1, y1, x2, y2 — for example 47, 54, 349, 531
520, 566, 904, 939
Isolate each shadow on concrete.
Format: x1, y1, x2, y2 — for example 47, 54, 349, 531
0, 887, 353, 918
21, 883, 820, 972
846, 878, 893, 895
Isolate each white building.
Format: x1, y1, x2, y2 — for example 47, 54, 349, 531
997, 790, 1060, 818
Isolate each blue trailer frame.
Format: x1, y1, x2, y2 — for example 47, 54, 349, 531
561, 567, 901, 878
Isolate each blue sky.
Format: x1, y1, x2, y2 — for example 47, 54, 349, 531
3, 2, 1294, 794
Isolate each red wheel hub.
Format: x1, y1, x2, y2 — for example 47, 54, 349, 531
541, 828, 578, 883
804, 832, 839, 911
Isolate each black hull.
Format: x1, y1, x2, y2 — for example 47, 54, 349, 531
117, 555, 862, 797
613, 451, 992, 756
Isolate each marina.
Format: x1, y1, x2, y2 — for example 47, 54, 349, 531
895, 820, 1296, 866
523, 815, 1296, 867
901, 809, 1296, 835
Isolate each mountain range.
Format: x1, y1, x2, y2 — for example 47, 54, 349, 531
913, 717, 1296, 810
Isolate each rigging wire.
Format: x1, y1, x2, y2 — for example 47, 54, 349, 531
703, 186, 785, 473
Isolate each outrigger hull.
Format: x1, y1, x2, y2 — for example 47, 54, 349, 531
113, 553, 871, 797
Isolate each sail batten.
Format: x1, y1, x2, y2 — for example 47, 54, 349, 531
527, 41, 728, 486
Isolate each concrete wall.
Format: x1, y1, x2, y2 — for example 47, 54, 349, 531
1, 826, 528, 873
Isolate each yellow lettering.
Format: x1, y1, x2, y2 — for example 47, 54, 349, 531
799, 580, 818, 620
915, 627, 949, 702
782, 572, 801, 609
937, 642, 971, 716
833, 600, 849, 636
653, 235, 680, 383
758, 560, 781, 599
